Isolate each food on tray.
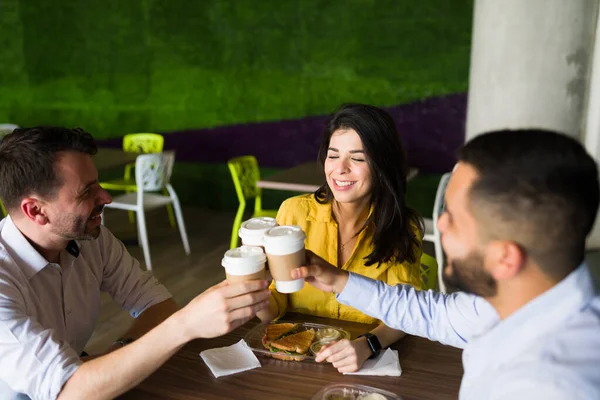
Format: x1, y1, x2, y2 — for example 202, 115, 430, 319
250, 322, 349, 361
261, 323, 316, 361
316, 327, 342, 341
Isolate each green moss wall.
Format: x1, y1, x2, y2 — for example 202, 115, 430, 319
0, 0, 473, 137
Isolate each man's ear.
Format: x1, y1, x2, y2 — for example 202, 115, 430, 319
485, 240, 525, 281
21, 198, 49, 226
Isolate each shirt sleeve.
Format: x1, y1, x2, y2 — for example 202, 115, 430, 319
97, 227, 173, 318
490, 377, 586, 400
337, 272, 495, 348
0, 276, 81, 400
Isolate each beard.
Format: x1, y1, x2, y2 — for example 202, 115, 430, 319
50, 206, 104, 241
442, 250, 497, 297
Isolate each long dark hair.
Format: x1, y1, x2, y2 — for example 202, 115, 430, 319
315, 104, 423, 266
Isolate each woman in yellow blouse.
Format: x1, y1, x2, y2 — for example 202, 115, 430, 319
257, 103, 424, 372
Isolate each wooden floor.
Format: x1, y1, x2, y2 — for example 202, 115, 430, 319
85, 206, 234, 354
86, 206, 436, 354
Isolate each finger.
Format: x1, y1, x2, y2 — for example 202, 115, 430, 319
222, 280, 269, 298
317, 340, 348, 363
315, 342, 337, 362
327, 347, 353, 364
337, 363, 361, 373
291, 265, 319, 280
225, 289, 271, 311
332, 357, 356, 370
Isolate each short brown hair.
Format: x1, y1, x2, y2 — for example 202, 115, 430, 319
0, 126, 97, 211
459, 129, 599, 277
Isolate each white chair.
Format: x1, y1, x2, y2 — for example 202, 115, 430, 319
102, 151, 190, 271
422, 172, 452, 292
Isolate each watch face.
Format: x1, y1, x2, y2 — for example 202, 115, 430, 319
368, 335, 382, 353
360, 333, 382, 357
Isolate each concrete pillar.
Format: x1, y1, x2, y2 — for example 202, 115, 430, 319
583, 4, 600, 249
465, 0, 598, 141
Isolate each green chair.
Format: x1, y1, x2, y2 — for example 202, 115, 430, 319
227, 155, 278, 249
420, 252, 438, 290
100, 133, 176, 227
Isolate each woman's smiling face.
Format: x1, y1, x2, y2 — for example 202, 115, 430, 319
324, 128, 373, 205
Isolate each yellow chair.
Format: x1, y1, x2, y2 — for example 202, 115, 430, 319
100, 133, 176, 227
420, 252, 438, 290
227, 155, 278, 249
0, 201, 6, 217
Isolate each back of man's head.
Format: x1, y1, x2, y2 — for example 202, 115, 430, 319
0, 126, 97, 212
459, 129, 599, 279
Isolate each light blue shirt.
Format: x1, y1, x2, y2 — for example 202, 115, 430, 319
337, 263, 600, 399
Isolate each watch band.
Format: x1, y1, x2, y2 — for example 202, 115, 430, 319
358, 333, 382, 359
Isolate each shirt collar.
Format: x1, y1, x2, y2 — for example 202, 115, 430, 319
472, 262, 596, 364
0, 216, 80, 280
307, 198, 375, 223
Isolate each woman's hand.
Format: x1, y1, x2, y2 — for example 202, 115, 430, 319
314, 337, 372, 373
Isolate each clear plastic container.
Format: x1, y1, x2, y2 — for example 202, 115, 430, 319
311, 383, 403, 400
244, 320, 350, 362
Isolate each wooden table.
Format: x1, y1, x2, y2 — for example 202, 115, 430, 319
94, 148, 138, 171
119, 314, 463, 400
257, 162, 419, 193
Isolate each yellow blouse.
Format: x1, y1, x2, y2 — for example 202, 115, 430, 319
270, 194, 424, 324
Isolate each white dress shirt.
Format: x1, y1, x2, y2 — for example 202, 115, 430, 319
337, 263, 600, 399
0, 216, 172, 400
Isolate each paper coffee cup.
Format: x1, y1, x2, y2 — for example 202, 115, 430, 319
222, 245, 267, 283
238, 217, 277, 247
263, 225, 306, 293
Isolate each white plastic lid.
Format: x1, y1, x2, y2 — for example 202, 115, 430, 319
274, 278, 304, 293
263, 225, 306, 255
221, 245, 267, 275
238, 217, 277, 246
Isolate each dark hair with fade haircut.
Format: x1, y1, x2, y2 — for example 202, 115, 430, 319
315, 103, 423, 266
459, 129, 599, 278
0, 126, 97, 212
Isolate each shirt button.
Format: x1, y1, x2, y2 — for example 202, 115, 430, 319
67, 309, 72, 315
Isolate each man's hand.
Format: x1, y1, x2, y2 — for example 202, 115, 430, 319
290, 250, 350, 294
178, 279, 270, 341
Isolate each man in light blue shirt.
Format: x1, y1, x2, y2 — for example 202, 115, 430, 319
293, 129, 600, 399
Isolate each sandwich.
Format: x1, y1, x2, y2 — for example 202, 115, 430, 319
261, 323, 299, 348
265, 328, 316, 361
270, 329, 315, 354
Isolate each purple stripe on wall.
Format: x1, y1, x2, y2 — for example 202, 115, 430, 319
97, 93, 466, 173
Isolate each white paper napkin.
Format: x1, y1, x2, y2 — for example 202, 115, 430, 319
200, 339, 262, 378
343, 349, 402, 376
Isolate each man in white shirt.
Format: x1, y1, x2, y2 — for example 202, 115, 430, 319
292, 129, 600, 399
0, 127, 270, 399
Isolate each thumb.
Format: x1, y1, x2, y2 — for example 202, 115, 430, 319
291, 265, 319, 280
